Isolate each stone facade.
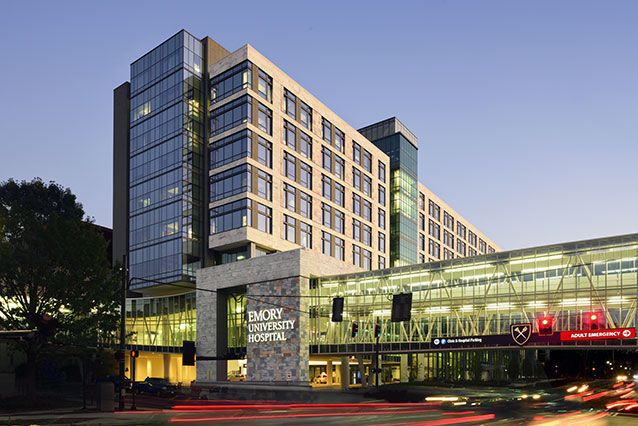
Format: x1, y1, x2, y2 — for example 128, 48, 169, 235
196, 248, 360, 384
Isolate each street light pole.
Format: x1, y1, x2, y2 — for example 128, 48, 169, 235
118, 254, 127, 411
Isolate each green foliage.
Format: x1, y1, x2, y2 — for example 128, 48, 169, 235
0, 178, 120, 350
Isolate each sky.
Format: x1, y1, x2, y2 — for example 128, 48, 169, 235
0, 1, 636, 250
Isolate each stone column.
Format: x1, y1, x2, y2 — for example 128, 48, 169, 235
400, 354, 409, 383
417, 354, 425, 382
163, 354, 171, 381
340, 356, 350, 389
327, 360, 333, 385
358, 355, 367, 387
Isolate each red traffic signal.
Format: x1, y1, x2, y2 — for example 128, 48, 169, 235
538, 316, 553, 336
130, 350, 140, 358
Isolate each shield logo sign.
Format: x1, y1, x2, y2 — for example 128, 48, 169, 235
511, 323, 532, 346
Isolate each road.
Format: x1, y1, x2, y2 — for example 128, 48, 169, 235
4, 380, 638, 425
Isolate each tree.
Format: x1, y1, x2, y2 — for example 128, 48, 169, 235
0, 178, 120, 399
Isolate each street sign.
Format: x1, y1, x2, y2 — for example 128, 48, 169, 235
560, 327, 636, 341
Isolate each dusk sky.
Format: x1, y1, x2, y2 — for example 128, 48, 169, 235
1, 1, 636, 250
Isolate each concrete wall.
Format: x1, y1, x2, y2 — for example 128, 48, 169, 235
112, 82, 130, 267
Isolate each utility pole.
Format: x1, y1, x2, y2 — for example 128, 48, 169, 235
118, 254, 127, 411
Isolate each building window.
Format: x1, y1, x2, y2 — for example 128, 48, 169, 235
379, 232, 386, 252
353, 167, 361, 191
444, 248, 454, 260
300, 100, 312, 130
353, 245, 361, 267
378, 161, 386, 183
363, 200, 372, 222
363, 224, 372, 247
322, 118, 332, 144
362, 249, 372, 270
419, 213, 425, 231
363, 175, 372, 197
300, 161, 312, 189
256, 169, 272, 200
257, 103, 272, 135
257, 69, 272, 102
429, 200, 440, 221
300, 222, 312, 248
479, 239, 487, 253
488, 245, 495, 254
210, 164, 250, 201
322, 175, 332, 200
284, 152, 296, 180
257, 135, 272, 168
443, 212, 454, 230
211, 61, 251, 103
457, 222, 466, 239
352, 194, 361, 216
334, 155, 344, 180
284, 184, 296, 212
429, 239, 440, 258
284, 89, 296, 119
283, 215, 296, 242
322, 231, 332, 256
284, 121, 296, 150
334, 128, 345, 152
300, 131, 312, 160
300, 191, 312, 219
210, 199, 250, 234
379, 185, 386, 206
210, 130, 250, 169
256, 203, 272, 234
353, 141, 361, 165
429, 219, 440, 240
469, 247, 477, 256
322, 147, 332, 173
352, 218, 361, 242
419, 233, 426, 251
362, 150, 372, 173
211, 95, 251, 135
335, 237, 345, 261
457, 240, 467, 256
419, 193, 425, 210
379, 255, 386, 269
334, 183, 344, 207
468, 231, 477, 247
378, 208, 386, 229
322, 203, 332, 228
334, 209, 345, 234
444, 230, 454, 248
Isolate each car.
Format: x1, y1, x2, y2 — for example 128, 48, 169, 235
134, 377, 177, 396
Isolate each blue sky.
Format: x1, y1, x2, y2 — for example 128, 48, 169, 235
0, 1, 636, 249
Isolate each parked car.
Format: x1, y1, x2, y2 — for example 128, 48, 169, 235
134, 377, 177, 396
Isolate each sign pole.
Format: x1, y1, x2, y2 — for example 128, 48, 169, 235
375, 316, 380, 392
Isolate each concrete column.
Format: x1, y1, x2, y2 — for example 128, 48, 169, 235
400, 354, 409, 383
417, 354, 425, 382
326, 360, 333, 385
340, 356, 350, 389
357, 355, 367, 387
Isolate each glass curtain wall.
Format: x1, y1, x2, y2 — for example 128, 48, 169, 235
128, 31, 205, 285
310, 235, 638, 351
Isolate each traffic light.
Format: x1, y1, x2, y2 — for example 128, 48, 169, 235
391, 293, 413, 322
538, 316, 554, 336
130, 349, 140, 358
586, 312, 603, 330
351, 322, 359, 338
374, 321, 382, 338
182, 340, 196, 366
331, 297, 344, 322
